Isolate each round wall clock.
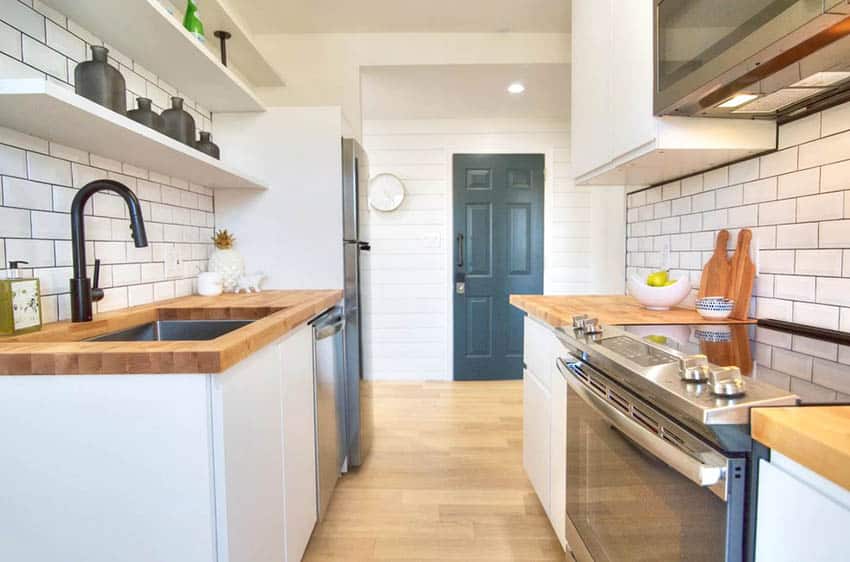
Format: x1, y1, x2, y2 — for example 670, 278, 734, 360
368, 173, 406, 212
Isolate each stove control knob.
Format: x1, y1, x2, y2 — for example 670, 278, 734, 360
679, 354, 710, 383
709, 366, 746, 398
583, 318, 602, 334
572, 314, 589, 329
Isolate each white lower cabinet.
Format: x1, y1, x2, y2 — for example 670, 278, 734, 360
0, 322, 318, 562
522, 316, 567, 549
756, 452, 850, 562
213, 322, 317, 562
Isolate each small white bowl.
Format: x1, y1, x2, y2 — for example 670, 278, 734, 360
628, 274, 692, 311
696, 297, 735, 319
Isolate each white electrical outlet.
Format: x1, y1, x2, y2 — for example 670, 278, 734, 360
164, 245, 181, 279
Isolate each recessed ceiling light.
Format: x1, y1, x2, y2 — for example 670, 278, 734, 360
717, 93, 759, 108
507, 82, 525, 94
791, 71, 850, 88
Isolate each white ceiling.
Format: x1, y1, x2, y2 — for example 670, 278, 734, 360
233, 0, 570, 34
361, 64, 570, 120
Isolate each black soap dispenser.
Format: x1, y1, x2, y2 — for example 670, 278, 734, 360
0, 261, 43, 335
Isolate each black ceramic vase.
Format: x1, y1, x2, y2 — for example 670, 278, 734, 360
127, 97, 164, 132
161, 97, 196, 146
74, 45, 126, 115
195, 131, 220, 159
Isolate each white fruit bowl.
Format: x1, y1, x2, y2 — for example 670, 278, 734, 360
628, 274, 692, 311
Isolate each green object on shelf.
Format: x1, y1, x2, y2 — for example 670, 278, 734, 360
183, 0, 205, 42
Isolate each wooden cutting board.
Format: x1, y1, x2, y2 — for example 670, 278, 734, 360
727, 229, 756, 320
698, 229, 731, 299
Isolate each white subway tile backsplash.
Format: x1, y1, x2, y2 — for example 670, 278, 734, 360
21, 35, 65, 80
681, 175, 703, 195
796, 192, 844, 222
6, 238, 54, 267
31, 210, 69, 239
793, 302, 840, 330
27, 152, 71, 185
756, 297, 793, 321
2, 176, 51, 210
812, 359, 850, 395
702, 209, 728, 230
760, 250, 795, 274
816, 277, 850, 307
759, 147, 797, 178
822, 101, 850, 137
0, 144, 27, 177
774, 275, 815, 302
819, 159, 850, 192
818, 220, 850, 248
758, 199, 796, 225
715, 184, 742, 208
776, 223, 818, 249
1, 0, 46, 41
744, 177, 777, 204
729, 159, 759, 184
692, 191, 715, 212
728, 204, 758, 228
0, 20, 21, 59
0, 206, 31, 237
44, 19, 84, 61
661, 181, 681, 200
777, 168, 819, 199
799, 129, 850, 169
796, 249, 842, 276
703, 167, 728, 190
671, 196, 691, 216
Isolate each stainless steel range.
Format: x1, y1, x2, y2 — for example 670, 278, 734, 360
555, 316, 800, 562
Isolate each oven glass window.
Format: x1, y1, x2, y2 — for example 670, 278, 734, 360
657, 0, 806, 91
566, 387, 728, 561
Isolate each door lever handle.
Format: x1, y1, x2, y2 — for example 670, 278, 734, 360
456, 233, 464, 268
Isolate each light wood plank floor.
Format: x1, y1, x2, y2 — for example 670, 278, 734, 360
303, 380, 564, 561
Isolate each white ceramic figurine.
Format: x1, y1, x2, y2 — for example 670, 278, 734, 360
235, 272, 265, 294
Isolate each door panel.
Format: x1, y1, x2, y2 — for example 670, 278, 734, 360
453, 154, 544, 380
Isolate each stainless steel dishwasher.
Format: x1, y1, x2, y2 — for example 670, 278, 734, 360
311, 307, 346, 521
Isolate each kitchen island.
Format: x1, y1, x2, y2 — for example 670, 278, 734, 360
0, 290, 341, 562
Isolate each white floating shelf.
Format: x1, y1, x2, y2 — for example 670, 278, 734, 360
0, 80, 267, 190
44, 0, 278, 112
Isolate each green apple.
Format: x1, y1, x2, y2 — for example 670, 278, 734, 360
646, 270, 669, 287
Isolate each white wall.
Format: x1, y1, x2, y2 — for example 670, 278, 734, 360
361, 118, 625, 380
213, 107, 344, 290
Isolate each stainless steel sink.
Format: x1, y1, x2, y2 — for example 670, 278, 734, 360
86, 320, 254, 342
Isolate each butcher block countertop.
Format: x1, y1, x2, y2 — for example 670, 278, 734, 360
752, 406, 850, 491
510, 295, 756, 327
0, 290, 341, 375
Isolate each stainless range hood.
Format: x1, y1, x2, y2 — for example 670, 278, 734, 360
655, 0, 850, 119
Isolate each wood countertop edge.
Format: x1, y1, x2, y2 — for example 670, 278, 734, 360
0, 290, 342, 375
751, 406, 850, 491
510, 294, 756, 326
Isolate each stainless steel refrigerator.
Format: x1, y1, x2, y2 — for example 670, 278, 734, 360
341, 138, 371, 468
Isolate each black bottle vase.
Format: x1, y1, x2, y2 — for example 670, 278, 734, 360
195, 131, 220, 159
161, 97, 196, 146
127, 97, 164, 133
74, 45, 126, 115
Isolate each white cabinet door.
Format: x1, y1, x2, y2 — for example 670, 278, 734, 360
211, 342, 288, 562
549, 356, 567, 549
524, 316, 553, 390
609, 0, 656, 161
756, 458, 850, 562
523, 368, 551, 514
280, 324, 318, 562
571, 0, 614, 178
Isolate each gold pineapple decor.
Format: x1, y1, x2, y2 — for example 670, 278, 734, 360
212, 229, 236, 250
208, 229, 244, 292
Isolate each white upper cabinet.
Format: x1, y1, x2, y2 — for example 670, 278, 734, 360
571, 0, 776, 187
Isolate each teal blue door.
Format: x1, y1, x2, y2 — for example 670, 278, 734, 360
453, 154, 544, 380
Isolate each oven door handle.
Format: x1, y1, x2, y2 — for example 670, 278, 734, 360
557, 357, 728, 500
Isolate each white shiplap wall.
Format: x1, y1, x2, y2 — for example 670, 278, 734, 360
361, 118, 625, 380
